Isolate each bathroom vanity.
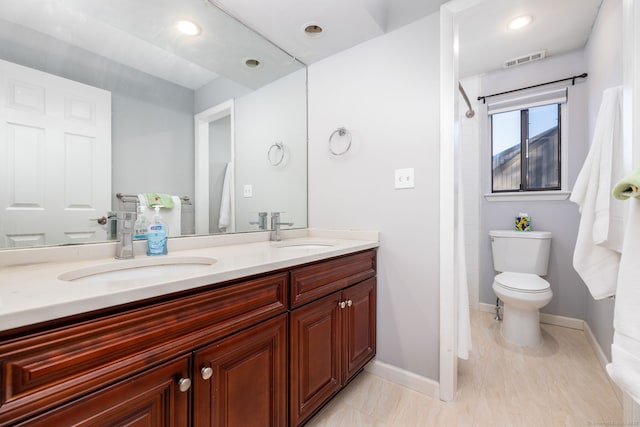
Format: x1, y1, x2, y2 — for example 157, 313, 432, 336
0, 231, 377, 426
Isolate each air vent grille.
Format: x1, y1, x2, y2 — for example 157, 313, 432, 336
504, 50, 546, 69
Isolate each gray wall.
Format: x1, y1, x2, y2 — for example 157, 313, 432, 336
478, 51, 591, 320
194, 76, 251, 114
0, 20, 195, 208
111, 94, 193, 202
194, 68, 308, 233
308, 14, 441, 380
584, 0, 623, 361
234, 69, 308, 232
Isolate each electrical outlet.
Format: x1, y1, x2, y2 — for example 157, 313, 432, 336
394, 168, 415, 189
243, 184, 253, 197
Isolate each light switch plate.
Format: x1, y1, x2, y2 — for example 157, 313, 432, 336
395, 168, 415, 189
243, 184, 253, 197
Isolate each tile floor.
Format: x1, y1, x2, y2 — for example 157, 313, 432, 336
307, 310, 622, 426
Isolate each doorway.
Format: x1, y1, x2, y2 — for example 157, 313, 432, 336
194, 99, 235, 234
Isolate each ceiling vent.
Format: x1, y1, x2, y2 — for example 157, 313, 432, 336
503, 50, 546, 69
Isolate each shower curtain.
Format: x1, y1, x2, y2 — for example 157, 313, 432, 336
456, 165, 472, 359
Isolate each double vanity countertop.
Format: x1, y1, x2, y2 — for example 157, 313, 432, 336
0, 229, 379, 332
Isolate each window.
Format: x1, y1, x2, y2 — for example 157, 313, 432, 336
491, 104, 561, 192
488, 88, 565, 193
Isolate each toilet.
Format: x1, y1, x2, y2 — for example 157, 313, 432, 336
490, 230, 553, 347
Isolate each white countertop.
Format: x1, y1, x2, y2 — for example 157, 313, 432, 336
0, 229, 379, 332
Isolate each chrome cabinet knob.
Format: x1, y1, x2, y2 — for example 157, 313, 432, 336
338, 301, 346, 309
178, 377, 192, 392
201, 367, 213, 380
347, 300, 353, 307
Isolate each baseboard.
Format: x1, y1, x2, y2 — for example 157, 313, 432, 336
478, 302, 497, 314
539, 313, 584, 330
364, 359, 439, 399
478, 303, 583, 330
583, 321, 623, 403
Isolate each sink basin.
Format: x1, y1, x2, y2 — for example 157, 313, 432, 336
58, 256, 217, 283
273, 240, 336, 250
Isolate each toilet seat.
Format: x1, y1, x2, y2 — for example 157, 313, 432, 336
494, 272, 550, 294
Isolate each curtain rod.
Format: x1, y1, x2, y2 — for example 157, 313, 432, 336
477, 73, 588, 104
458, 82, 475, 118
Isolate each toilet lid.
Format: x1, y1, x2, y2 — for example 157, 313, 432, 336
494, 272, 550, 293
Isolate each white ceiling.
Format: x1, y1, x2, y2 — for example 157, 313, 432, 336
215, 0, 603, 76
211, 0, 447, 64
0, 0, 304, 90
0, 0, 604, 89
457, 0, 603, 78
0, 0, 218, 89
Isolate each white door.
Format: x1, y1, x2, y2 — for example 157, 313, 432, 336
0, 59, 111, 248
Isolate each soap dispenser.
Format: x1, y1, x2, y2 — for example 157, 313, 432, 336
133, 205, 149, 240
146, 206, 168, 256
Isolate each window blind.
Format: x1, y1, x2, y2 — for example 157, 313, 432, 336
487, 87, 567, 115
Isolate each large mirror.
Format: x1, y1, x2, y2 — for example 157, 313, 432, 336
0, 0, 307, 249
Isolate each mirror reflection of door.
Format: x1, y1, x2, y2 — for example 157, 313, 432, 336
194, 100, 234, 235
209, 115, 233, 233
0, 59, 111, 248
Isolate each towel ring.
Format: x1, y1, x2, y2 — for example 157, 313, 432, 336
329, 127, 351, 156
268, 142, 285, 166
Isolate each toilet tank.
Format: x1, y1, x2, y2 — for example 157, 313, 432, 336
489, 230, 552, 275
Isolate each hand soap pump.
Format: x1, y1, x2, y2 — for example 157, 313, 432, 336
146, 206, 168, 256
133, 205, 149, 240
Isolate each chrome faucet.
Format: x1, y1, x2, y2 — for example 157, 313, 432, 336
250, 212, 269, 230
270, 212, 294, 241
115, 211, 136, 259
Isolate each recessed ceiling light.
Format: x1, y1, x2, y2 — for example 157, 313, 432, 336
176, 20, 201, 36
244, 58, 262, 69
302, 22, 324, 38
508, 15, 533, 30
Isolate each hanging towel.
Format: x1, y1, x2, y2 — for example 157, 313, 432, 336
137, 194, 181, 237
607, 198, 640, 400
218, 162, 233, 232
570, 86, 625, 299
163, 196, 181, 237
613, 166, 640, 200
144, 193, 174, 209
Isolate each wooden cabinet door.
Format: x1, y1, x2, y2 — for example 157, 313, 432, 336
342, 278, 377, 383
289, 292, 342, 427
193, 314, 288, 427
15, 355, 190, 427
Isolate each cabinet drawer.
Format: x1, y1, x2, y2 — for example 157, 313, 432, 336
290, 250, 376, 308
14, 355, 191, 427
0, 272, 288, 426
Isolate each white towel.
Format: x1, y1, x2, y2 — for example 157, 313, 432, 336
608, 337, 640, 402
218, 162, 233, 232
607, 198, 640, 400
137, 194, 181, 237
164, 196, 181, 237
570, 86, 625, 299
136, 194, 150, 219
